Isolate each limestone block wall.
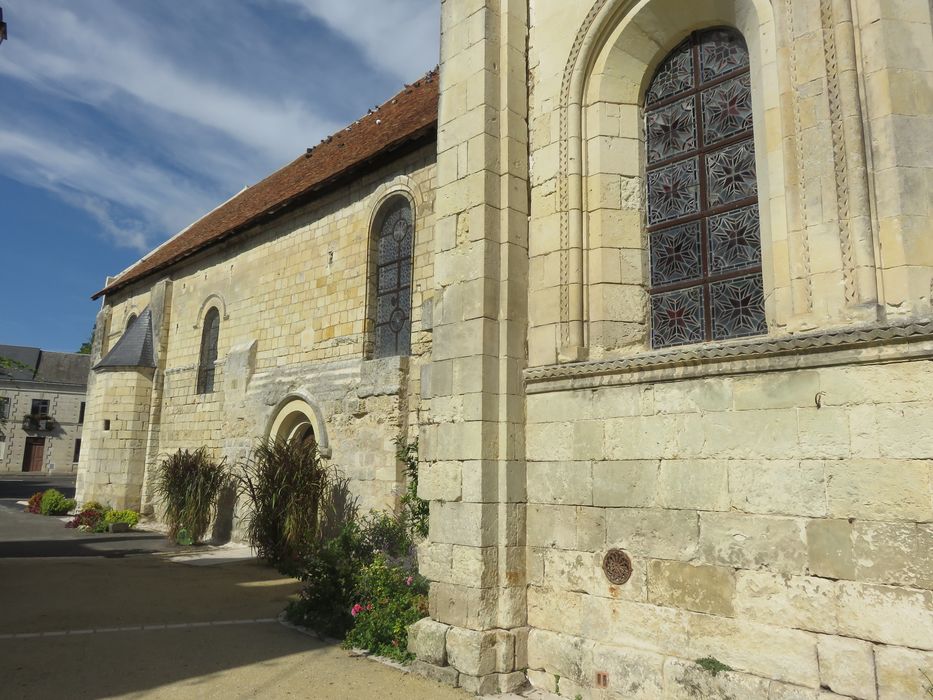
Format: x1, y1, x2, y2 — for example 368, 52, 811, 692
0, 385, 85, 474
80, 144, 436, 520
76, 368, 153, 510
522, 343, 933, 699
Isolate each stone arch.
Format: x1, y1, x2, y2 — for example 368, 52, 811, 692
192, 293, 229, 329
557, 0, 785, 356
265, 392, 332, 458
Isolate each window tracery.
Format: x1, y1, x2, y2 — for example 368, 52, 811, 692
372, 198, 413, 358
645, 28, 766, 349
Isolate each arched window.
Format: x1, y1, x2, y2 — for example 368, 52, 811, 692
372, 197, 414, 358
125, 313, 137, 331
645, 27, 766, 349
197, 307, 220, 394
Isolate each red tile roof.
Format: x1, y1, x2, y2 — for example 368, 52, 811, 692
94, 69, 439, 300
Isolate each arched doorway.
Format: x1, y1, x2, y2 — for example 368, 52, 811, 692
265, 395, 331, 457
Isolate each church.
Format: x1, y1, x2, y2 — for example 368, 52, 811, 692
78, 0, 933, 697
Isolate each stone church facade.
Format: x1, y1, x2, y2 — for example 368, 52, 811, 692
78, 0, 932, 697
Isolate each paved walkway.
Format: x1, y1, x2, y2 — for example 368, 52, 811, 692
0, 485, 470, 699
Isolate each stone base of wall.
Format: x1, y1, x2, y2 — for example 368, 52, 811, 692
408, 618, 528, 695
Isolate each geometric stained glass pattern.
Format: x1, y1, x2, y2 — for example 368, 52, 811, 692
709, 205, 761, 273
706, 139, 757, 208
650, 286, 706, 348
647, 97, 697, 164
701, 74, 753, 145
699, 27, 750, 82
711, 275, 767, 340
649, 223, 702, 286
373, 198, 414, 358
645, 27, 766, 348
645, 39, 694, 106
647, 158, 700, 225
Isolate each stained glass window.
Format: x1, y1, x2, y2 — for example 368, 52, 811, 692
197, 307, 220, 394
373, 198, 414, 358
645, 27, 766, 349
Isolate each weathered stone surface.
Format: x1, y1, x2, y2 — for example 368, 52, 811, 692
607, 508, 699, 560
734, 571, 837, 634
657, 460, 729, 511
729, 461, 827, 517
419, 461, 462, 502
526, 504, 576, 549
768, 682, 820, 700
457, 672, 498, 695
446, 627, 498, 677
429, 582, 497, 630
825, 459, 931, 521
647, 560, 736, 616
526, 461, 592, 505
410, 660, 459, 687
874, 644, 933, 700
407, 617, 450, 666
837, 582, 933, 649
592, 460, 658, 507
816, 634, 876, 699
853, 520, 925, 587
589, 642, 665, 699
526, 628, 591, 683
663, 658, 770, 700
807, 519, 855, 580
699, 513, 808, 575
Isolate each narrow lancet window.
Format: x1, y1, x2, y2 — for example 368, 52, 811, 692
373, 198, 414, 358
197, 307, 220, 394
645, 28, 766, 349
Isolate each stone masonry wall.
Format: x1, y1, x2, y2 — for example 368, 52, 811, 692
523, 353, 933, 699
79, 144, 435, 518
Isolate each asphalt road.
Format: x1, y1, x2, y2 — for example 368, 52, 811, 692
0, 475, 470, 700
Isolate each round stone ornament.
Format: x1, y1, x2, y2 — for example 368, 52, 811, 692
602, 548, 633, 585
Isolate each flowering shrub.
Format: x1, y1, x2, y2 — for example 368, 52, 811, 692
65, 506, 139, 532
66, 508, 104, 531
26, 491, 44, 514
40, 489, 76, 516
343, 554, 428, 662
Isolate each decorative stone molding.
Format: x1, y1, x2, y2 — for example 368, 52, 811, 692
192, 293, 229, 328
526, 319, 933, 391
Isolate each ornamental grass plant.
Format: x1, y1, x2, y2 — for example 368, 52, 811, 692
155, 447, 227, 543
234, 437, 340, 571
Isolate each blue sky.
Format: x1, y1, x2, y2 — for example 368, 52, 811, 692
0, 0, 439, 352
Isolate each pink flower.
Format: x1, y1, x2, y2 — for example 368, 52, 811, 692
405, 576, 414, 586
366, 603, 373, 611
351, 604, 363, 617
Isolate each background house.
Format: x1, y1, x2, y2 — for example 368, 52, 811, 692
0, 344, 89, 473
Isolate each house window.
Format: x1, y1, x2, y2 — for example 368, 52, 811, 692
373, 198, 414, 358
73, 438, 81, 463
197, 307, 220, 394
103, 419, 111, 431
31, 398, 50, 416
78, 401, 86, 424
0, 396, 8, 421
0, 435, 6, 461
645, 27, 766, 349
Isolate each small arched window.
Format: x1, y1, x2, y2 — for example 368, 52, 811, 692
197, 307, 220, 394
125, 313, 137, 332
645, 27, 766, 349
372, 197, 414, 358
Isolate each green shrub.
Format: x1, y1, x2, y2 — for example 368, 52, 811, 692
235, 438, 340, 571
286, 522, 371, 638
82, 500, 107, 512
155, 447, 227, 543
103, 509, 139, 528
40, 489, 76, 516
343, 554, 428, 662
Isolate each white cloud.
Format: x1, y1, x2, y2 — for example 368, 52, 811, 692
0, 127, 216, 251
282, 0, 440, 81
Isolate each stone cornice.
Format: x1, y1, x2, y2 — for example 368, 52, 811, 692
525, 320, 933, 392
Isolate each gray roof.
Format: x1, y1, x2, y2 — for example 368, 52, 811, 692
35, 352, 91, 386
0, 345, 90, 387
0, 345, 40, 381
95, 307, 156, 370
